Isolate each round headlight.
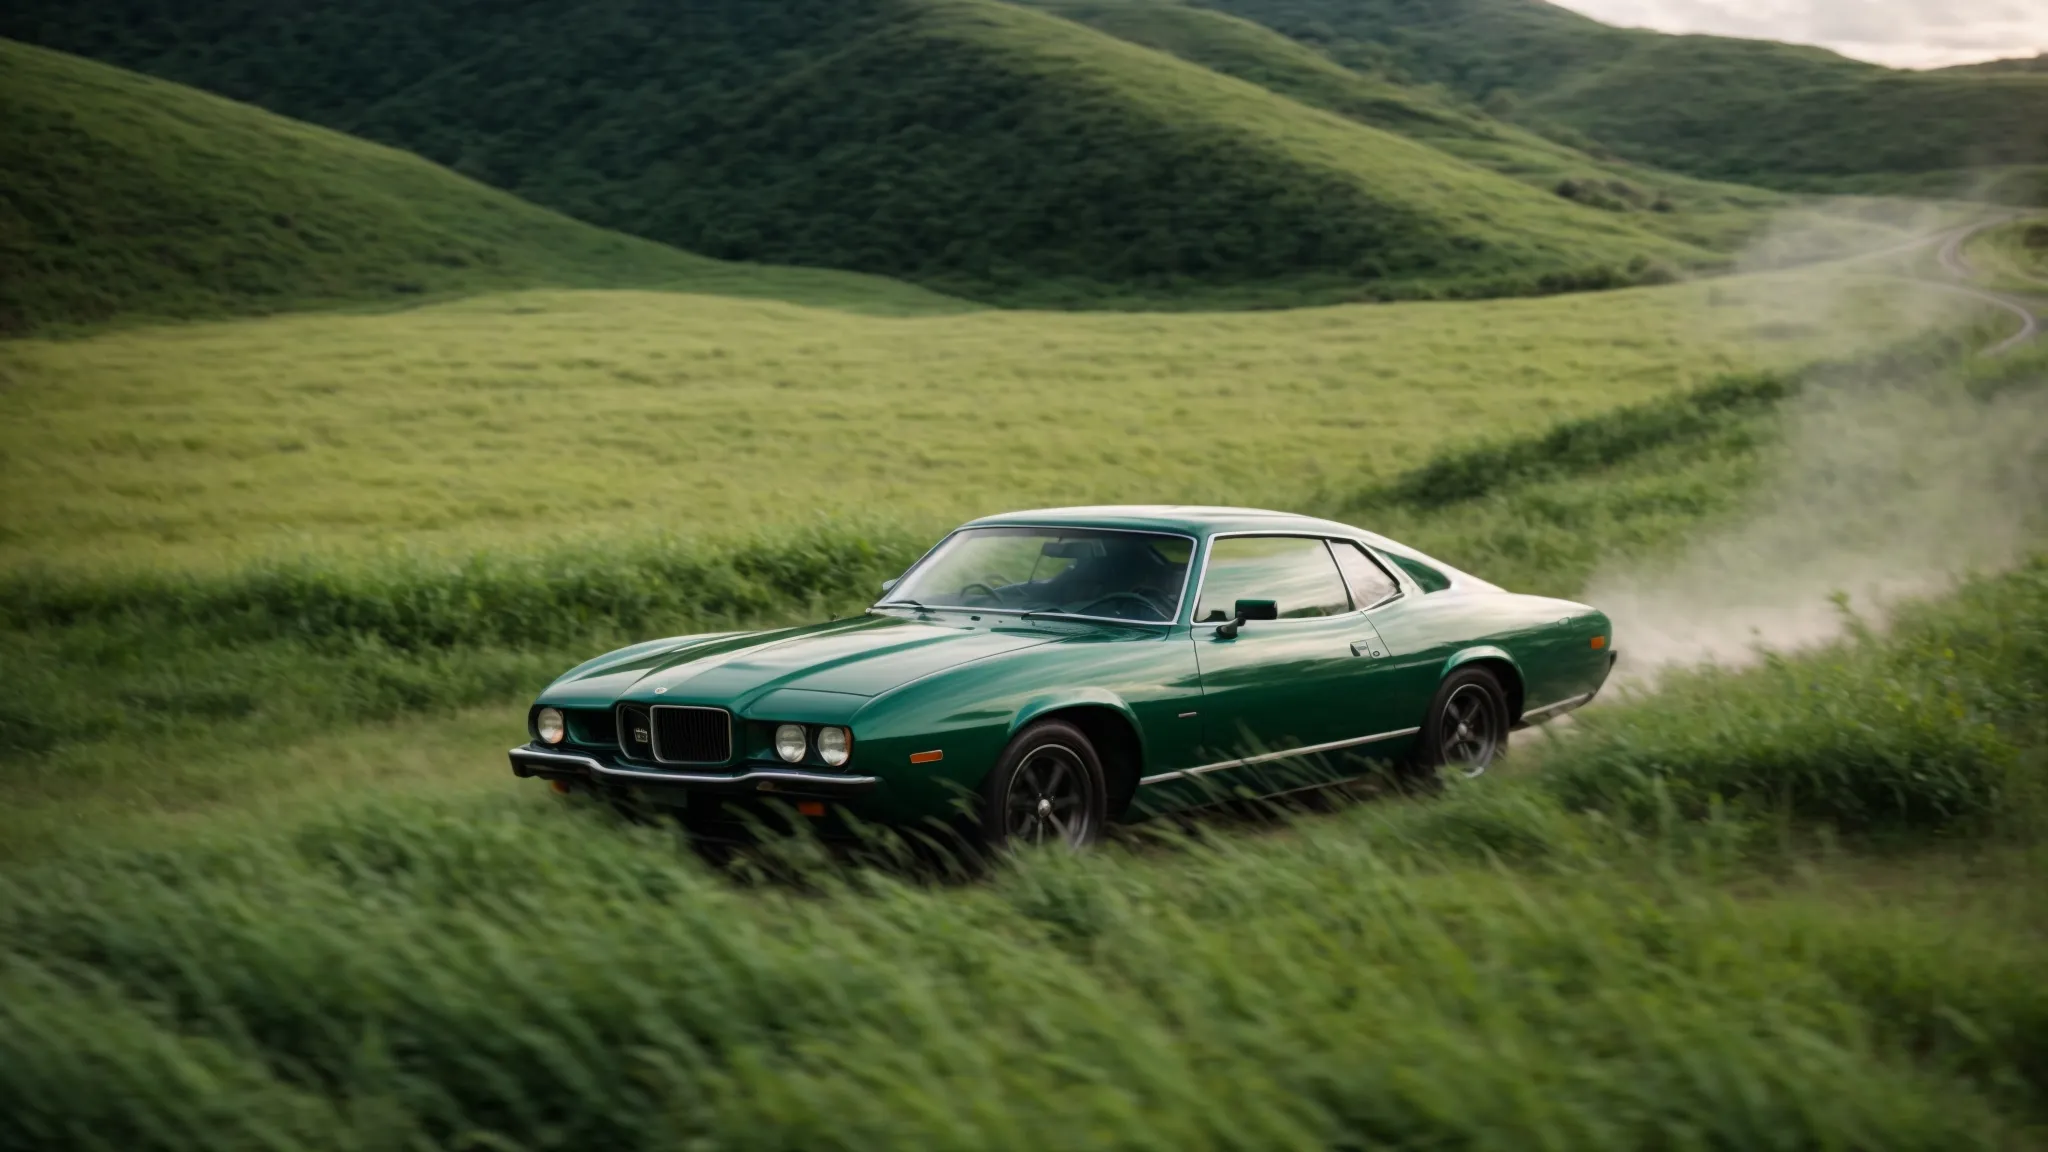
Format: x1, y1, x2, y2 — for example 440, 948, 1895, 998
816, 726, 851, 767
774, 723, 808, 764
536, 707, 566, 745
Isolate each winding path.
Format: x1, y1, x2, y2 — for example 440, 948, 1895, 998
1927, 218, 2041, 356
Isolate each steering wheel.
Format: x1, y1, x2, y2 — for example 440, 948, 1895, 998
958, 581, 1008, 604
1077, 591, 1170, 620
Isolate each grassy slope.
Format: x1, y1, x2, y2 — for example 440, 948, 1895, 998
0, 40, 966, 335
0, 265, 1985, 571
1183, 0, 2048, 192
0, 0, 1712, 307
1024, 0, 1787, 250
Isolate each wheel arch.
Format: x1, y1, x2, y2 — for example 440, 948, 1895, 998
1011, 693, 1146, 819
1440, 646, 1526, 723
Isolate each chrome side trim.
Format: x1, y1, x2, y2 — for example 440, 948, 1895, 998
1138, 726, 1422, 786
1517, 691, 1594, 725
508, 747, 878, 791
649, 703, 734, 766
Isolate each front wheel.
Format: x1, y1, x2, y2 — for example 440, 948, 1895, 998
1414, 667, 1509, 781
979, 720, 1107, 851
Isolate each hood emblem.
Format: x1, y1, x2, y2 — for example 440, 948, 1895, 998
654, 687, 667, 694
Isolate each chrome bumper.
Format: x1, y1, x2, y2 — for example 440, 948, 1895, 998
508, 746, 879, 794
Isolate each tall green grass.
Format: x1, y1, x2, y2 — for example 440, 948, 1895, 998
5, 552, 2047, 1150
1546, 557, 2048, 836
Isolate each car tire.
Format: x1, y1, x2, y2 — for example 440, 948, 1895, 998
979, 719, 1108, 851
1412, 666, 1510, 783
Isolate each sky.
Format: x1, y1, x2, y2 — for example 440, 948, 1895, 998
1547, 0, 2047, 69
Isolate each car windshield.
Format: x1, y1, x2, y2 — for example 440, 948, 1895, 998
883, 527, 1193, 622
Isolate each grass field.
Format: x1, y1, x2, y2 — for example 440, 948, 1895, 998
3, 263, 2043, 1149
0, 264, 1989, 572
0, 41, 966, 336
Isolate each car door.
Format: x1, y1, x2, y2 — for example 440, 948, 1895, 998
1347, 545, 1471, 730
1186, 535, 1401, 793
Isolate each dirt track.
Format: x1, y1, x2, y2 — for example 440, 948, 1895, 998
1931, 218, 2041, 356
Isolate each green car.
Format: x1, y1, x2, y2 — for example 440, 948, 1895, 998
511, 507, 1614, 847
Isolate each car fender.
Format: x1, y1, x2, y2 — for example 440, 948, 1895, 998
1440, 644, 1523, 690
1009, 689, 1148, 758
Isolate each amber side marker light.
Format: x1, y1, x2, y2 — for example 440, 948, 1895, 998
1591, 636, 1607, 650
797, 801, 827, 818
550, 780, 571, 795
909, 749, 944, 764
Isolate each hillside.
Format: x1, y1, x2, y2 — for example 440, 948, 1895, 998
1179, 0, 2048, 195
1941, 54, 2048, 76
0, 41, 967, 335
1024, 0, 1785, 249
0, 0, 1712, 307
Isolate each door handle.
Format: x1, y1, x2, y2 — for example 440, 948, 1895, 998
1350, 640, 1385, 658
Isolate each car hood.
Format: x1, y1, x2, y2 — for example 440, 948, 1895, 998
547, 613, 1064, 708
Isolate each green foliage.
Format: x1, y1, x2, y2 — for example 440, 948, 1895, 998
1185, 0, 2048, 189
1546, 558, 2048, 834
0, 1, 1712, 308
0, 40, 965, 335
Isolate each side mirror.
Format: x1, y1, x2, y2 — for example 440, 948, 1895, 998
1217, 598, 1278, 638
879, 577, 900, 595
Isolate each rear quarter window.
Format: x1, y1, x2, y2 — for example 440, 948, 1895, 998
1389, 554, 1452, 593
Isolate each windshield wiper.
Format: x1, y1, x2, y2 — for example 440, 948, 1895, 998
876, 598, 955, 612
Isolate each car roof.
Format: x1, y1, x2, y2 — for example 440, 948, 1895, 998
963, 505, 1367, 539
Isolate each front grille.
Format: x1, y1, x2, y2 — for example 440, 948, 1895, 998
617, 703, 655, 761
652, 705, 732, 765
566, 708, 617, 747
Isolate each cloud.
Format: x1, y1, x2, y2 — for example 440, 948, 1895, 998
1549, 0, 2048, 68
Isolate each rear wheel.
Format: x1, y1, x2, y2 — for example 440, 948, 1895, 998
1414, 667, 1509, 781
979, 720, 1107, 851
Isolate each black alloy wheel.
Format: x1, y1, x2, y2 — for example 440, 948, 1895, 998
981, 720, 1107, 850
1416, 666, 1510, 781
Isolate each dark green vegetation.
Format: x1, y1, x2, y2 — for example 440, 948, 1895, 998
0, 2, 1714, 308
0, 40, 966, 335
1184, 0, 2048, 195
1025, 0, 1784, 248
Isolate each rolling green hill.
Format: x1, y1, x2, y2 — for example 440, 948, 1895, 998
0, 40, 968, 335
1178, 0, 2048, 196
1022, 0, 1785, 249
0, 0, 1714, 307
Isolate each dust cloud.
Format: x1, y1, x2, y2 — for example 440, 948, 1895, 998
1587, 206, 2048, 692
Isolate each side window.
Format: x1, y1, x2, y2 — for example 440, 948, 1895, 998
1195, 537, 1352, 622
1331, 541, 1400, 609
1388, 553, 1452, 594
